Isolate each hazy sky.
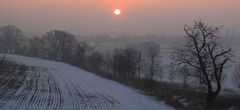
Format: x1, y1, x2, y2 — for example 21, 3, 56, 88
0, 0, 240, 36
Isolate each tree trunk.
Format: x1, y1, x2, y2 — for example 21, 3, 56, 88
205, 92, 218, 108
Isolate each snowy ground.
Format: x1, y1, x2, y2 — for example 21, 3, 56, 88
0, 54, 174, 110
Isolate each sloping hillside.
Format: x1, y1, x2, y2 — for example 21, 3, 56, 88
0, 54, 174, 110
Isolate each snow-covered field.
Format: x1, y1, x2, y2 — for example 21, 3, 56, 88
0, 54, 174, 110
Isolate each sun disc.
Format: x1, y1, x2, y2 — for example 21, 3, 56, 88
114, 9, 121, 15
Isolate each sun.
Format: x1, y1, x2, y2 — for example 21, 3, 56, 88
114, 9, 121, 15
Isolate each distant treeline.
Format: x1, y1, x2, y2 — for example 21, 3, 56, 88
0, 25, 162, 84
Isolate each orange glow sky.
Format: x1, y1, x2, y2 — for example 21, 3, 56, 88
0, 0, 240, 36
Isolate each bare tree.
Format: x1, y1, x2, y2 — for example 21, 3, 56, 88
178, 65, 191, 86
112, 48, 124, 77
0, 33, 4, 53
103, 52, 112, 73
27, 36, 43, 57
42, 30, 78, 62
88, 51, 104, 73
232, 64, 240, 89
172, 21, 232, 107
111, 48, 142, 80
73, 41, 93, 68
141, 41, 161, 87
0, 25, 25, 54
136, 51, 143, 81
124, 48, 142, 80
168, 63, 190, 84
0, 53, 6, 74
168, 63, 176, 83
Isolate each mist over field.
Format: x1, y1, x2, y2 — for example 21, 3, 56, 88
0, 0, 240, 110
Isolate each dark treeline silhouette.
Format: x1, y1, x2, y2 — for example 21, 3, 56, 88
0, 21, 239, 109
0, 25, 164, 87
112, 48, 142, 80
